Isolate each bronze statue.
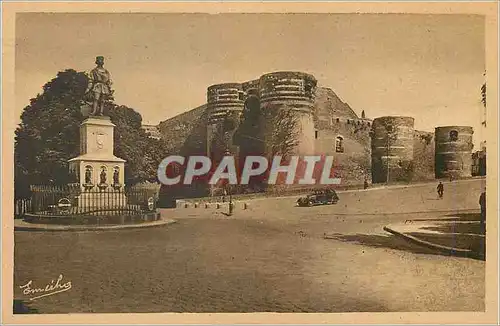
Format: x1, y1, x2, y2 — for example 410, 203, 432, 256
113, 168, 119, 185
85, 56, 113, 116
85, 167, 92, 184
100, 167, 107, 184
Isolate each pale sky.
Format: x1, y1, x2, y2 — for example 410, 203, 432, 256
16, 13, 486, 146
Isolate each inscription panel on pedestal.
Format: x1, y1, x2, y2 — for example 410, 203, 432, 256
85, 123, 114, 156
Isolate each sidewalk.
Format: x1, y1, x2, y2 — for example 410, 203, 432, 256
384, 217, 485, 260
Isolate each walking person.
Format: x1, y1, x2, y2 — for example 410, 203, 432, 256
479, 192, 486, 224
437, 181, 444, 199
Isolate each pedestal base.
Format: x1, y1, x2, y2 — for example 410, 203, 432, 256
75, 191, 128, 209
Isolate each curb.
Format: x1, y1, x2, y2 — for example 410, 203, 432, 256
404, 214, 480, 222
14, 218, 177, 232
383, 225, 483, 259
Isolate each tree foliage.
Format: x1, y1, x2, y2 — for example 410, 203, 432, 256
481, 82, 486, 108
233, 95, 264, 156
209, 110, 241, 161
14, 69, 168, 199
108, 105, 170, 185
419, 133, 433, 146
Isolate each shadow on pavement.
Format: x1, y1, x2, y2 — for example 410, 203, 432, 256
407, 232, 484, 261
421, 222, 485, 235
444, 212, 482, 221
324, 233, 446, 256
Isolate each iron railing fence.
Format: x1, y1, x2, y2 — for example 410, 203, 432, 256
28, 184, 159, 216
14, 198, 32, 218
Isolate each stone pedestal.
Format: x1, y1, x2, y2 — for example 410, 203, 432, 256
68, 116, 127, 205
75, 191, 128, 208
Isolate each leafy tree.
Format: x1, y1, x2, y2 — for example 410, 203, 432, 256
481, 71, 486, 128
419, 133, 433, 145
15, 69, 86, 198
481, 70, 486, 108
14, 69, 168, 199
108, 105, 170, 185
209, 111, 241, 162
234, 96, 264, 157
481, 82, 486, 108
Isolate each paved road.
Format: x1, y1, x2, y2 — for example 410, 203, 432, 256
14, 179, 485, 313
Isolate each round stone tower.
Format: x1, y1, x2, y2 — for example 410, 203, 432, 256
206, 83, 244, 156
258, 71, 317, 156
435, 126, 473, 179
371, 116, 415, 183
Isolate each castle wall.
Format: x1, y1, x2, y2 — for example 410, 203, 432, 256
413, 130, 435, 181
314, 87, 358, 120
207, 83, 245, 123
259, 71, 317, 156
435, 126, 473, 178
472, 149, 486, 176
242, 79, 260, 95
313, 118, 372, 186
157, 105, 210, 204
206, 83, 244, 157
157, 104, 207, 155
254, 72, 317, 188
371, 116, 415, 183
157, 70, 451, 203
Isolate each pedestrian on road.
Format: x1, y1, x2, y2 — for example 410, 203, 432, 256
479, 192, 486, 224
363, 178, 369, 190
437, 181, 444, 199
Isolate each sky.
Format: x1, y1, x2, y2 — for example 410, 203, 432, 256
15, 13, 486, 146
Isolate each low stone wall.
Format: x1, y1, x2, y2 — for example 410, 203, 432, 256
23, 211, 161, 226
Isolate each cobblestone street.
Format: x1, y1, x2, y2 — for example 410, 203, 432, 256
14, 179, 485, 313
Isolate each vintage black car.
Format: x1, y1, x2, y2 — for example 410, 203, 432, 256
296, 189, 339, 207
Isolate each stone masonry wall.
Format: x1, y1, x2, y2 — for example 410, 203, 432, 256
157, 104, 207, 155
435, 126, 474, 178
413, 130, 435, 181
371, 116, 415, 183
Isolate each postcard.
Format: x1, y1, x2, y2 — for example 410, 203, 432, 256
2, 2, 498, 325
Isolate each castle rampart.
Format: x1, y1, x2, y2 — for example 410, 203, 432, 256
259, 71, 317, 111
435, 126, 473, 178
158, 71, 478, 204
206, 83, 245, 158
207, 83, 245, 123
371, 116, 415, 183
